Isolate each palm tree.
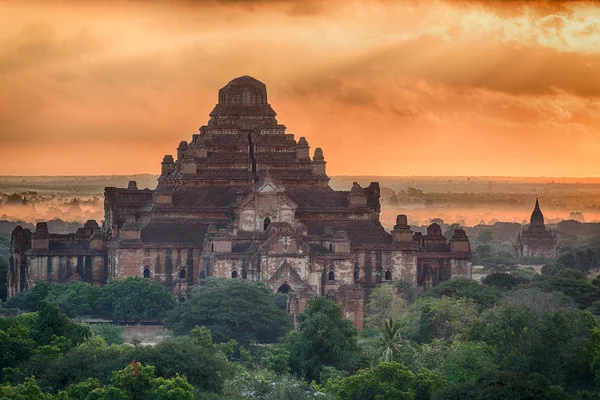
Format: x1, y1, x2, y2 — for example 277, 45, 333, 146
376, 318, 403, 362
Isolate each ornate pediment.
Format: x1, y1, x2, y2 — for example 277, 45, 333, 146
235, 174, 298, 232
259, 225, 309, 255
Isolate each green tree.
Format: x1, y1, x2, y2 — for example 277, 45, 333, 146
482, 273, 522, 291
44, 281, 100, 317
364, 284, 405, 328
470, 304, 597, 386
376, 318, 404, 362
439, 341, 497, 384
425, 278, 500, 310
530, 275, 600, 309
165, 278, 292, 345
0, 377, 53, 400
407, 296, 478, 343
31, 301, 91, 347
106, 361, 194, 400
393, 280, 422, 304
98, 278, 177, 321
91, 324, 125, 345
331, 362, 444, 400
131, 336, 230, 393
38, 336, 131, 391
436, 371, 568, 400
289, 296, 358, 382
0, 323, 37, 370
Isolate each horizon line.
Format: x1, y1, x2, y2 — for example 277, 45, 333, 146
1, 174, 600, 180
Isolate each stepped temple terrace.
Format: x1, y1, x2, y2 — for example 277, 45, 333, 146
9, 76, 472, 328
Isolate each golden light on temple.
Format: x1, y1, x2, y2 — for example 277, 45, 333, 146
0, 0, 599, 177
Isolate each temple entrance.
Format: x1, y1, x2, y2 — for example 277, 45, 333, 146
277, 283, 290, 294
277, 283, 292, 314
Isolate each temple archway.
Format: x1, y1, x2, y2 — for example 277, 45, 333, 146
277, 283, 291, 294
143, 267, 150, 279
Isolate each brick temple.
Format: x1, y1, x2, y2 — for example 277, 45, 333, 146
9, 76, 472, 328
515, 198, 558, 260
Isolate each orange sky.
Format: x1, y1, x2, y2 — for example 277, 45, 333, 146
0, 0, 599, 177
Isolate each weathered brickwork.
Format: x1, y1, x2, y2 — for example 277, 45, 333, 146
9, 76, 473, 328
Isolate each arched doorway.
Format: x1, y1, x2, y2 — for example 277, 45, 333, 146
276, 283, 292, 313
264, 217, 271, 231
277, 283, 290, 294
143, 267, 150, 279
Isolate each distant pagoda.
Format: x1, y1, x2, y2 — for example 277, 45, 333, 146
515, 198, 558, 260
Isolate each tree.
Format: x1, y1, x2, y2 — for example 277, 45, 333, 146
165, 278, 292, 345
91, 324, 125, 345
111, 362, 193, 400
364, 284, 405, 328
330, 362, 445, 400
482, 273, 522, 291
131, 336, 230, 393
530, 275, 600, 309
289, 296, 358, 382
0, 377, 53, 400
469, 304, 597, 386
31, 301, 91, 347
439, 341, 497, 384
43, 281, 100, 317
407, 296, 478, 343
436, 371, 568, 400
425, 278, 500, 310
393, 280, 423, 304
376, 318, 404, 362
38, 336, 132, 391
98, 278, 177, 321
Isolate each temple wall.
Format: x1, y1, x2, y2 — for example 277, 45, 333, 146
390, 250, 418, 284
451, 259, 472, 279
210, 257, 246, 278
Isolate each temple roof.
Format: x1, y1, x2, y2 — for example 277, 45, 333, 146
529, 197, 546, 231
209, 75, 277, 122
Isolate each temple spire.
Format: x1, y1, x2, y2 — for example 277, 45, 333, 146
529, 197, 545, 231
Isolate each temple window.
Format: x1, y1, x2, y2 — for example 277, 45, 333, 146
143, 267, 150, 279
328, 271, 335, 281
211, 243, 214, 252
232, 270, 238, 279
264, 217, 271, 231
329, 243, 333, 251
179, 269, 187, 279
385, 270, 392, 281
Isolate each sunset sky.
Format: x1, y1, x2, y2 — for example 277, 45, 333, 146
1, 0, 599, 177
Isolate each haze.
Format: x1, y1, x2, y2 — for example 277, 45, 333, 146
1, 0, 600, 176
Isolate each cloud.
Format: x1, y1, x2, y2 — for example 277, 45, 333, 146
0, 0, 599, 176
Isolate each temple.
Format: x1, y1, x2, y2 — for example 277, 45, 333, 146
9, 76, 472, 328
515, 198, 558, 260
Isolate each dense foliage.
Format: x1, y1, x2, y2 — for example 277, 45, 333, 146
3, 265, 600, 399
6, 278, 177, 321
164, 278, 293, 345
